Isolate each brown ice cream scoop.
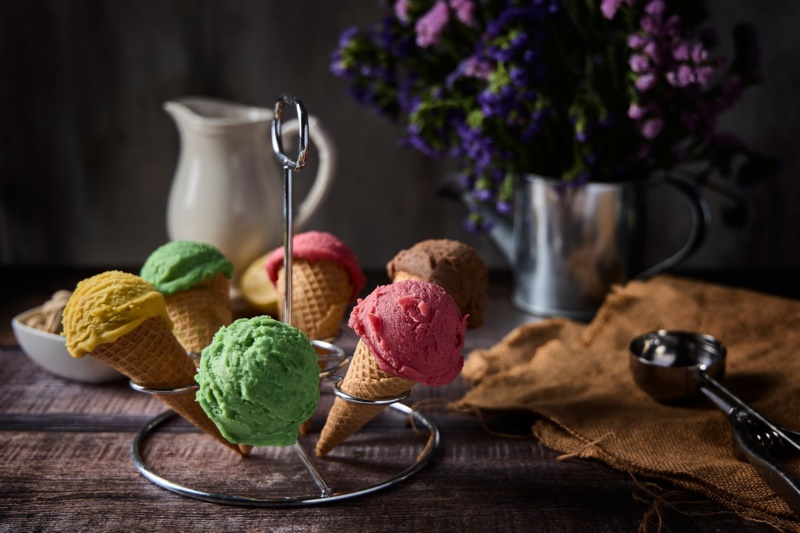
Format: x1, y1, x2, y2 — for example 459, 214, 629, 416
386, 239, 488, 328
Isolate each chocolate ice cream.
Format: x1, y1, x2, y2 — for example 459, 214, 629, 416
386, 239, 488, 328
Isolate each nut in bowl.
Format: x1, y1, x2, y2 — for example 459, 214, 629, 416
12, 306, 125, 384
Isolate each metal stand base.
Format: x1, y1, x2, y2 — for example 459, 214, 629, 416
130, 401, 439, 507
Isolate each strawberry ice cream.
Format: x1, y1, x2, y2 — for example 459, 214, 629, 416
266, 231, 366, 303
348, 280, 467, 386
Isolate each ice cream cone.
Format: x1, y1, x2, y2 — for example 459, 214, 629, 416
391, 271, 425, 283
279, 260, 350, 435
164, 272, 232, 356
277, 259, 352, 341
386, 239, 488, 329
89, 316, 246, 455
316, 339, 415, 457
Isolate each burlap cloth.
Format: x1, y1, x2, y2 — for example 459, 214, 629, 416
452, 275, 800, 530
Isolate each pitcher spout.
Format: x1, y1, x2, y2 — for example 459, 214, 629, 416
163, 99, 196, 127
164, 97, 273, 132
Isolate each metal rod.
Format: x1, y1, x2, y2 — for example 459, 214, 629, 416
272, 94, 309, 328
283, 165, 293, 326
293, 441, 333, 498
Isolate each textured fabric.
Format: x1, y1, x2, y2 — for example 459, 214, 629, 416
453, 275, 800, 530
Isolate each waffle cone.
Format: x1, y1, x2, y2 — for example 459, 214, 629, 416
164, 272, 232, 356
277, 260, 351, 340
391, 271, 425, 283
316, 339, 414, 457
89, 316, 244, 455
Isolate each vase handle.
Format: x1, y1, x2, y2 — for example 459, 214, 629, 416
635, 175, 710, 280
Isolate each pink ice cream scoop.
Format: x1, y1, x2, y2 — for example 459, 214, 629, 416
348, 280, 467, 386
266, 231, 366, 303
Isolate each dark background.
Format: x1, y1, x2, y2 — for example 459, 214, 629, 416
1, 0, 798, 272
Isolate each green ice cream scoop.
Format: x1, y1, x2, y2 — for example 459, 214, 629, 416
196, 316, 320, 447
141, 240, 233, 295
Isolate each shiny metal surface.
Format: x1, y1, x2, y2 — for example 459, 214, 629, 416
629, 330, 726, 402
629, 330, 800, 514
509, 175, 708, 319
130, 402, 440, 507
331, 375, 412, 405
128, 381, 198, 395
272, 94, 310, 327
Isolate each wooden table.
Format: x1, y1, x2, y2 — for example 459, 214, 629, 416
1, 266, 791, 532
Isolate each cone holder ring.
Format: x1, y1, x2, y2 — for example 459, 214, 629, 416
330, 375, 412, 405
129, 340, 441, 507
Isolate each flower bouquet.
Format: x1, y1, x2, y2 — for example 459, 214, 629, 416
331, 0, 772, 230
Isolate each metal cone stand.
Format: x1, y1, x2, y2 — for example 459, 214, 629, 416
129, 95, 439, 506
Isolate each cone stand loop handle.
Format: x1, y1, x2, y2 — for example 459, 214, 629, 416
272, 94, 309, 172
272, 94, 310, 327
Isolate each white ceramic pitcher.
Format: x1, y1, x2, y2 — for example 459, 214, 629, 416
164, 96, 336, 280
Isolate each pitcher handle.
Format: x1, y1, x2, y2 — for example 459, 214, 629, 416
278, 115, 337, 230
636, 175, 710, 279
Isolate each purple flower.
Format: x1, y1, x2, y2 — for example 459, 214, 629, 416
645, 1, 666, 16
643, 41, 658, 61
691, 43, 709, 63
640, 16, 658, 33
463, 56, 494, 80
628, 103, 645, 119
695, 65, 715, 86
496, 200, 513, 214
601, 0, 624, 20
628, 34, 647, 49
510, 66, 526, 86
464, 214, 495, 234
394, 0, 409, 23
635, 73, 656, 91
478, 85, 516, 118
450, 0, 475, 27
641, 117, 664, 139
415, 1, 450, 48
405, 123, 444, 159
331, 0, 763, 234
338, 26, 360, 49
629, 54, 650, 74
329, 51, 347, 77
673, 43, 690, 61
667, 64, 695, 87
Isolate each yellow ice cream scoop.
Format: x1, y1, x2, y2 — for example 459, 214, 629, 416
63, 270, 173, 358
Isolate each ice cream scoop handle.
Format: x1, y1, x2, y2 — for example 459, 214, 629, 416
730, 411, 800, 516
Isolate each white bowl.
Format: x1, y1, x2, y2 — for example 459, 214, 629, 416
11, 307, 125, 384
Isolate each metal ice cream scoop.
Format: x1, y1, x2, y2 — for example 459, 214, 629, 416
629, 330, 800, 515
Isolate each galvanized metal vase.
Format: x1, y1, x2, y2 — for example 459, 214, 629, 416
485, 174, 709, 320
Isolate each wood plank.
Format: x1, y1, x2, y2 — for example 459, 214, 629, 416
1, 268, 795, 531
0, 430, 765, 532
